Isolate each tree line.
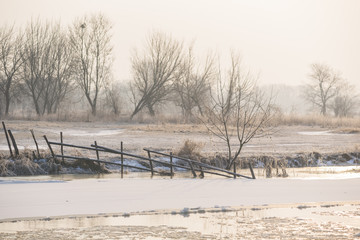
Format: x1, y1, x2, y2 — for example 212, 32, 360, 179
0, 13, 358, 120
0, 14, 112, 117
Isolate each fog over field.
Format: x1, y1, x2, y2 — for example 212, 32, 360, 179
1, 0, 360, 88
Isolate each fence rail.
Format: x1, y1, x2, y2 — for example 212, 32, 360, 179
144, 148, 254, 179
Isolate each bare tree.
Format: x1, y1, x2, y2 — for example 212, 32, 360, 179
69, 13, 113, 116
330, 83, 358, 117
130, 31, 183, 119
173, 46, 214, 122
304, 63, 342, 116
43, 28, 74, 114
201, 53, 273, 170
21, 20, 73, 116
104, 80, 122, 115
0, 25, 23, 116
22, 19, 57, 115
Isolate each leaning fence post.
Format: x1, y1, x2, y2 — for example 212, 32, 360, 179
188, 161, 197, 178
233, 161, 237, 179
94, 141, 100, 166
60, 132, 64, 163
199, 165, 204, 178
170, 152, 173, 178
120, 141, 124, 179
8, 130, 19, 156
249, 159, 256, 179
147, 150, 154, 177
30, 129, 40, 158
2, 122, 13, 157
43, 135, 55, 157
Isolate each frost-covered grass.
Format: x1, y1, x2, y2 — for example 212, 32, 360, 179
271, 113, 360, 128
0, 150, 109, 176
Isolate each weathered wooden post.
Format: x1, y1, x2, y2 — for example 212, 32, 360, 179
8, 130, 19, 156
60, 132, 64, 163
147, 150, 154, 177
2, 122, 13, 157
187, 160, 197, 178
94, 141, 100, 166
170, 152, 173, 178
121, 141, 124, 178
30, 129, 40, 158
248, 159, 256, 179
43, 135, 55, 157
233, 161, 237, 179
199, 165, 204, 178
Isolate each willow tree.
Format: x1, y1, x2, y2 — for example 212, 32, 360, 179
69, 13, 113, 116
130, 31, 183, 119
22, 19, 56, 115
173, 46, 214, 122
22, 19, 73, 115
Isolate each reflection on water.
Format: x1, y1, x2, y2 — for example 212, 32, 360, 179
0, 204, 359, 234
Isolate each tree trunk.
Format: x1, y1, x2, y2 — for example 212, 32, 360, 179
32, 96, 42, 116
147, 104, 155, 116
4, 89, 10, 116
91, 104, 97, 116
321, 104, 326, 116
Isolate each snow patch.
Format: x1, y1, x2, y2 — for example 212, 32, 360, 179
0, 145, 47, 151
47, 129, 123, 137
0, 179, 65, 184
297, 131, 333, 136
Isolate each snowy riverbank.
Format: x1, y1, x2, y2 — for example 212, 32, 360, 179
1, 177, 359, 221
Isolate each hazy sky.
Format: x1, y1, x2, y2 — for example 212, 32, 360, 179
1, 0, 359, 88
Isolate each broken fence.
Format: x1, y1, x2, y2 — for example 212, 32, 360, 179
1, 121, 255, 179
44, 134, 255, 179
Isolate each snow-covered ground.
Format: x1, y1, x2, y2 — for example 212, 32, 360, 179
0, 177, 359, 221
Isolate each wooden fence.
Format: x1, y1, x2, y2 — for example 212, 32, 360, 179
1, 121, 255, 179
44, 134, 255, 179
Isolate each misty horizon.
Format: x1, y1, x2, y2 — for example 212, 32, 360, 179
1, 0, 359, 90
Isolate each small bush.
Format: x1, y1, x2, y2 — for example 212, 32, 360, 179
176, 140, 204, 160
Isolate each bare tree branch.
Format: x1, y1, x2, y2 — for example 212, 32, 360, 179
304, 63, 343, 116
0, 24, 24, 116
201, 53, 273, 170
69, 13, 113, 116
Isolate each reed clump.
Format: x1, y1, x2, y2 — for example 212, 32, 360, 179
0, 150, 109, 176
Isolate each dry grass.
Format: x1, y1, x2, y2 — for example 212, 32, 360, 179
176, 140, 204, 161
330, 128, 360, 134
4, 107, 360, 129
0, 150, 47, 176
0, 149, 109, 176
271, 113, 360, 128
